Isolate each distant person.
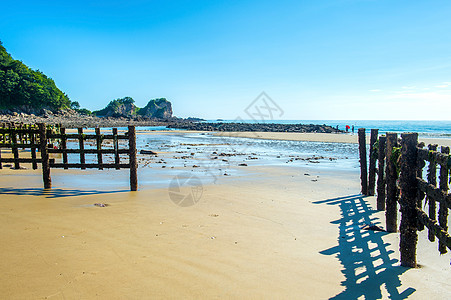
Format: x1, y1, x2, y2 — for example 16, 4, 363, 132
352, 125, 355, 133
346, 125, 350, 132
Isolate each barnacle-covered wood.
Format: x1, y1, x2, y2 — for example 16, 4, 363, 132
377, 135, 387, 211
385, 133, 399, 233
368, 129, 379, 196
417, 209, 451, 251
438, 146, 450, 254
358, 128, 368, 195
426, 144, 438, 241
399, 133, 419, 268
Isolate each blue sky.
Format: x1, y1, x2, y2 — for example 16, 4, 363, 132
1, 0, 451, 120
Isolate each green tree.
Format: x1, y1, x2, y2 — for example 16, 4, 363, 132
0, 40, 71, 111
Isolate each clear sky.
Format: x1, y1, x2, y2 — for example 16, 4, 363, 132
1, 0, 451, 120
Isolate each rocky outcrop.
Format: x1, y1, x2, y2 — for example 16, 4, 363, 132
0, 110, 169, 128
93, 97, 137, 118
138, 98, 172, 119
167, 122, 342, 133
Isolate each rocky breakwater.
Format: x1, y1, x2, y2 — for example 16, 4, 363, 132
167, 122, 342, 133
0, 109, 168, 128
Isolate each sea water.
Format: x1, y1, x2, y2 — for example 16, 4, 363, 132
203, 120, 451, 139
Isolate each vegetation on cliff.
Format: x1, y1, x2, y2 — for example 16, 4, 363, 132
93, 97, 137, 117
0, 41, 71, 111
0, 41, 172, 119
137, 98, 172, 119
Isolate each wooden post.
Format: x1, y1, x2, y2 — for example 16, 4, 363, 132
18, 123, 23, 148
358, 128, 368, 195
385, 133, 399, 233
61, 127, 68, 169
38, 123, 51, 189
95, 127, 103, 170
427, 144, 438, 242
10, 126, 19, 170
376, 135, 386, 211
30, 127, 38, 170
438, 146, 449, 254
8, 122, 13, 144
1, 122, 5, 143
113, 128, 120, 170
368, 129, 379, 196
128, 126, 138, 191
78, 128, 86, 170
399, 133, 419, 268
416, 143, 426, 232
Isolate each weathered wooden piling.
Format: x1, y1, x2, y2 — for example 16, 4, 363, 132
399, 133, 419, 268
358, 128, 368, 195
10, 126, 19, 170
30, 127, 38, 170
38, 123, 51, 189
60, 127, 68, 169
113, 128, 120, 170
376, 135, 386, 211
95, 128, 103, 170
438, 146, 449, 254
427, 144, 438, 242
78, 128, 86, 170
416, 143, 426, 232
368, 129, 379, 196
128, 126, 138, 191
385, 133, 399, 233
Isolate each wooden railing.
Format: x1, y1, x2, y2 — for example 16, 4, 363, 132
0, 122, 138, 191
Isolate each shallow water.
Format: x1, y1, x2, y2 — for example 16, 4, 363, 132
56, 131, 361, 190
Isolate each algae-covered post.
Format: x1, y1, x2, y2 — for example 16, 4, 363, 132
438, 146, 450, 254
113, 128, 120, 170
368, 129, 378, 196
128, 126, 138, 191
416, 142, 426, 232
10, 124, 19, 170
30, 125, 38, 170
427, 144, 438, 242
399, 133, 419, 268
358, 128, 368, 195
38, 123, 51, 189
78, 128, 86, 170
376, 135, 386, 211
60, 127, 68, 169
95, 127, 103, 170
426, 145, 437, 242
385, 132, 398, 233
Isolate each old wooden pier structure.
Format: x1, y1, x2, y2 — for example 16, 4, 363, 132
0, 122, 138, 191
358, 128, 450, 267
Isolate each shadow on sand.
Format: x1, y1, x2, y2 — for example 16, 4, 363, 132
0, 187, 129, 198
314, 194, 416, 300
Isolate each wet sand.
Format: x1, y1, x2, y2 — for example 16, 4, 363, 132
66, 128, 451, 148
1, 164, 450, 299
214, 131, 451, 147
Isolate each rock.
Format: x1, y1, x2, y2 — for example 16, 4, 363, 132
140, 150, 158, 155
167, 121, 342, 133
138, 98, 172, 119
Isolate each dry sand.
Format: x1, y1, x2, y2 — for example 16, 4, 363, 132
1, 163, 450, 299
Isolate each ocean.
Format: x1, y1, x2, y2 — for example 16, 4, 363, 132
203, 120, 451, 139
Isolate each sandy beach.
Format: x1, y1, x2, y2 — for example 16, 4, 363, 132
1, 143, 450, 299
